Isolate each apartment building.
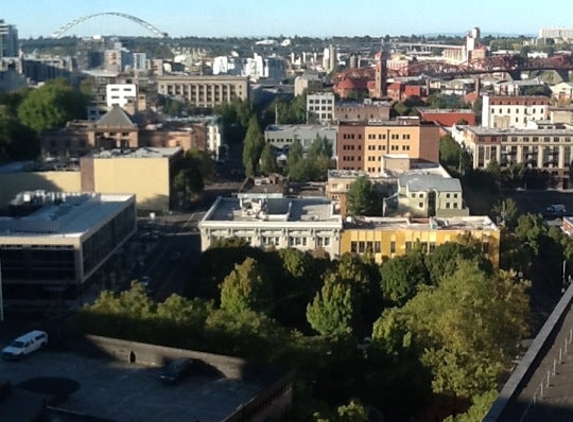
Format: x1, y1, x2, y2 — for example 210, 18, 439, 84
198, 197, 342, 257
482, 94, 549, 129
340, 215, 500, 265
336, 119, 440, 173
333, 100, 392, 123
307, 92, 335, 123
462, 125, 573, 187
156, 75, 249, 109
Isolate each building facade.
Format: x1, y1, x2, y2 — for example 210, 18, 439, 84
340, 215, 500, 265
80, 147, 183, 211
0, 191, 136, 307
336, 119, 440, 173
334, 100, 392, 123
462, 125, 573, 187
264, 124, 337, 156
307, 92, 335, 123
156, 75, 249, 109
482, 95, 550, 129
0, 19, 18, 59
106, 83, 137, 108
199, 197, 342, 257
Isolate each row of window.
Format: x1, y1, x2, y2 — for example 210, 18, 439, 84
490, 107, 545, 114
367, 133, 411, 140
349, 240, 489, 254
478, 136, 573, 143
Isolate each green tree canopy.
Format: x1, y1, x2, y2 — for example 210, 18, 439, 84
0, 105, 38, 161
242, 116, 264, 176
286, 139, 305, 180
17, 78, 87, 133
380, 249, 429, 306
220, 257, 273, 315
259, 142, 277, 175
306, 276, 359, 337
439, 134, 462, 171
347, 176, 379, 216
373, 262, 530, 398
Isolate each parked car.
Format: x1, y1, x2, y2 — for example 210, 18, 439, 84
2, 330, 48, 360
160, 357, 194, 385
547, 204, 567, 215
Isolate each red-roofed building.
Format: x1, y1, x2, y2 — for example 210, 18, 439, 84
386, 82, 428, 102
418, 108, 477, 126
334, 77, 369, 99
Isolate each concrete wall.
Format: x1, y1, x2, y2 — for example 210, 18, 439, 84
0, 171, 81, 205
93, 157, 170, 211
81, 335, 294, 422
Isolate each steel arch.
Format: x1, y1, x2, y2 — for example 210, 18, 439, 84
51, 12, 168, 38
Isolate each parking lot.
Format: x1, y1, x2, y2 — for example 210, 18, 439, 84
504, 190, 573, 218
0, 341, 261, 422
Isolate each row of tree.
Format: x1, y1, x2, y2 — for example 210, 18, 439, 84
0, 79, 87, 162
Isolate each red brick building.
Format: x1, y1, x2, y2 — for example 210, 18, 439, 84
418, 108, 477, 127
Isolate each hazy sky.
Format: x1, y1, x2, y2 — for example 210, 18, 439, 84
5, 0, 573, 39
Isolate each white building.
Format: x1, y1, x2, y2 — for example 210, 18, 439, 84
539, 27, 573, 40
106, 83, 137, 108
199, 197, 342, 257
132, 52, 147, 72
482, 94, 550, 129
307, 92, 335, 123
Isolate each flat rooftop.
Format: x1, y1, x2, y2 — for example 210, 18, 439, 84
0, 347, 261, 422
202, 197, 341, 224
344, 216, 498, 231
0, 191, 134, 237
91, 147, 182, 159
265, 124, 336, 132
467, 126, 573, 136
328, 161, 452, 180
418, 108, 476, 114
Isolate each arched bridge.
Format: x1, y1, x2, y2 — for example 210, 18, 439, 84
51, 12, 168, 39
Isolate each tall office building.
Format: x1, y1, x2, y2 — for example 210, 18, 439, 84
0, 19, 19, 59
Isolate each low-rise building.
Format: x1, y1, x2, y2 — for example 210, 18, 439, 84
307, 92, 335, 123
294, 73, 322, 96
198, 197, 342, 257
340, 215, 500, 265
156, 75, 249, 109
482, 94, 550, 129
418, 108, 477, 127
80, 147, 183, 211
0, 191, 136, 307
264, 124, 337, 156
334, 99, 392, 123
391, 173, 468, 218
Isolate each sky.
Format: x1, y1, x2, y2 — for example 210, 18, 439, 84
5, 0, 573, 39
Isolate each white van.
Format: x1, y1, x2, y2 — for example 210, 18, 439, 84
2, 330, 48, 360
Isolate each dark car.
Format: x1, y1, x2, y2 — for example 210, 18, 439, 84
160, 358, 193, 385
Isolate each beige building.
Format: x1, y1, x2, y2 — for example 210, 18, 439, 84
392, 174, 468, 218
80, 147, 183, 211
462, 125, 573, 187
199, 197, 342, 257
0, 191, 136, 307
156, 75, 249, 109
334, 99, 392, 123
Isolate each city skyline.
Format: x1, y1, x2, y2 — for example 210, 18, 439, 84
5, 0, 573, 39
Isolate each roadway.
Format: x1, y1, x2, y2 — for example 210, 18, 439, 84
503, 190, 573, 219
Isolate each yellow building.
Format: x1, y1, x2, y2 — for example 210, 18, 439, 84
80, 147, 183, 211
340, 216, 500, 266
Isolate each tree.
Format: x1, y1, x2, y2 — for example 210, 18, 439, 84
373, 262, 530, 398
314, 399, 369, 422
439, 135, 462, 171
380, 250, 429, 306
220, 257, 273, 315
17, 78, 87, 133
286, 139, 305, 180
173, 166, 204, 196
306, 276, 358, 337
259, 143, 277, 175
242, 116, 264, 176
443, 389, 498, 422
0, 105, 38, 161
425, 241, 492, 285
346, 176, 378, 216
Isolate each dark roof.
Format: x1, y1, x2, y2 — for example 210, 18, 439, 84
95, 106, 136, 129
